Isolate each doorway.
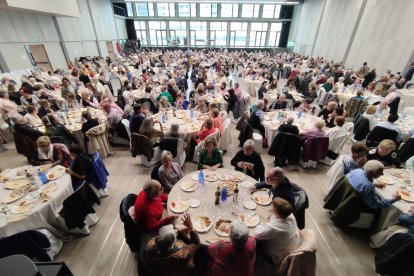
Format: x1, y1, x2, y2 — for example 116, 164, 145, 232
106, 41, 116, 60
28, 44, 52, 72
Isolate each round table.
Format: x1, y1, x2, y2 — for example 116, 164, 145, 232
264, 89, 304, 102
0, 165, 73, 238
240, 78, 263, 97
167, 168, 272, 245
398, 88, 414, 113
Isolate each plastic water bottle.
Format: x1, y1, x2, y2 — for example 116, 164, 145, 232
210, 89, 213, 98
198, 170, 204, 186
161, 112, 166, 124
221, 187, 228, 209
297, 110, 303, 119
38, 172, 49, 184
212, 79, 215, 85
190, 108, 194, 118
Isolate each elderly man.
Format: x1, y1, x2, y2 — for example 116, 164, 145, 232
254, 197, 301, 265
249, 100, 266, 138
251, 167, 295, 207
317, 101, 337, 122
102, 103, 122, 131
278, 116, 299, 135
133, 179, 178, 232
79, 90, 99, 108
347, 160, 401, 209
207, 221, 256, 276
268, 94, 287, 110
230, 139, 265, 181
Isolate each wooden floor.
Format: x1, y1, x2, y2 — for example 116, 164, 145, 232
0, 123, 377, 275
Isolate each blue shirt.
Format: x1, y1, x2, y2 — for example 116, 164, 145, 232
376, 121, 402, 142
347, 169, 396, 209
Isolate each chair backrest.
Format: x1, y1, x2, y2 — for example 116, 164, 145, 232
121, 119, 131, 140
151, 162, 163, 182
219, 110, 228, 120
202, 128, 220, 149
366, 126, 398, 148
399, 138, 414, 163
328, 134, 348, 154
285, 99, 294, 109
110, 78, 122, 97
268, 132, 301, 161
344, 122, 354, 134
388, 96, 400, 114
302, 136, 329, 162
403, 106, 414, 115
0, 254, 39, 276
119, 193, 141, 253
353, 115, 370, 141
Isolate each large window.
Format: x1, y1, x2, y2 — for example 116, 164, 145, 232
190, 21, 207, 46
169, 21, 187, 46
268, 23, 282, 47
126, 3, 133, 17
135, 3, 154, 17
249, 23, 268, 47
178, 3, 196, 17
134, 21, 147, 46
210, 22, 227, 46
157, 3, 175, 17
221, 4, 238, 18
262, 4, 281, 19
230, 22, 248, 47
241, 4, 259, 18
200, 3, 218, 17
148, 21, 167, 46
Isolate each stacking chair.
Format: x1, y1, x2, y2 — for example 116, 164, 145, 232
193, 129, 220, 163
299, 136, 329, 168
86, 124, 113, 158
352, 114, 370, 141
109, 78, 122, 97
131, 133, 161, 167
268, 132, 301, 166
0, 254, 41, 275
121, 119, 132, 148
219, 118, 231, 152
119, 194, 141, 253
319, 134, 348, 166
388, 96, 400, 114
159, 137, 186, 167
275, 229, 317, 276
0, 231, 52, 261
366, 126, 398, 148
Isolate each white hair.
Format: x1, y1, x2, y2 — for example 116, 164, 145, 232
286, 116, 294, 124
243, 139, 255, 149
363, 160, 384, 173
155, 225, 177, 253
230, 221, 249, 250
161, 150, 172, 161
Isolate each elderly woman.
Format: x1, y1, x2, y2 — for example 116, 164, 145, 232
278, 116, 299, 135
139, 116, 165, 146
231, 139, 265, 181
158, 96, 172, 110
145, 214, 200, 276
79, 90, 100, 108
208, 221, 256, 276
198, 137, 223, 170
194, 98, 208, 113
31, 136, 70, 167
43, 114, 77, 146
347, 160, 401, 209
20, 87, 40, 108
65, 144, 92, 190
158, 150, 183, 192
24, 105, 42, 128
62, 92, 79, 110
300, 118, 326, 141
254, 197, 301, 265
367, 139, 401, 167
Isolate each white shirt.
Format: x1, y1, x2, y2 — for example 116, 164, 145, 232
254, 214, 301, 264
24, 113, 41, 128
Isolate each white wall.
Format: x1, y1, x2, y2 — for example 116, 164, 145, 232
292, 0, 414, 74
2, 0, 80, 17
0, 0, 127, 72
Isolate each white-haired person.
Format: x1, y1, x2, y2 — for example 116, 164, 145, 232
158, 95, 172, 110
133, 179, 178, 233
299, 118, 326, 142
145, 213, 200, 276
207, 221, 256, 276
230, 139, 265, 181
277, 116, 299, 135
374, 99, 390, 118
158, 150, 183, 193
79, 89, 99, 108
254, 197, 301, 265
347, 160, 401, 210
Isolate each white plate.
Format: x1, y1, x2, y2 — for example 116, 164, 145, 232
241, 181, 255, 188
47, 166, 66, 181
193, 215, 212, 233
2, 188, 30, 204
191, 173, 198, 181
243, 200, 257, 210
188, 198, 201, 208
232, 172, 246, 182
239, 213, 260, 228
252, 191, 272, 206
169, 200, 190, 213
214, 218, 232, 237
180, 181, 197, 192
204, 173, 218, 182
375, 175, 395, 185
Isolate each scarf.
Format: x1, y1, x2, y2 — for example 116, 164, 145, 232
38, 144, 53, 161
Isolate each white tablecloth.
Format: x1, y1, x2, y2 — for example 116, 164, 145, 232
167, 168, 271, 245
398, 88, 414, 113
240, 78, 263, 97
0, 165, 73, 238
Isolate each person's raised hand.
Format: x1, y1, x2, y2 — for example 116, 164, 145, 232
181, 213, 193, 230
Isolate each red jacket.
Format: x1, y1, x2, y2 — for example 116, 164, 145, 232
133, 190, 170, 232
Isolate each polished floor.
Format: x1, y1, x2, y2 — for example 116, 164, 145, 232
0, 123, 377, 275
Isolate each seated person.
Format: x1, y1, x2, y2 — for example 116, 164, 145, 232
139, 116, 165, 147
364, 88, 383, 105
257, 81, 268, 99
100, 96, 124, 117
231, 139, 265, 181
326, 116, 347, 140
158, 150, 183, 193
198, 138, 223, 170
268, 94, 287, 110
342, 143, 369, 174
318, 101, 337, 122
249, 100, 266, 137
24, 105, 42, 128
158, 96, 172, 110
210, 108, 224, 134
278, 116, 299, 135
223, 88, 238, 113
65, 144, 93, 190
297, 98, 314, 113
362, 105, 379, 130
254, 197, 302, 265
194, 98, 208, 113
375, 114, 402, 143
156, 89, 173, 105
325, 106, 344, 128
374, 100, 390, 118
11, 115, 44, 141
145, 214, 200, 276
79, 90, 100, 108
218, 82, 227, 94
31, 136, 69, 167
196, 118, 215, 144
43, 114, 77, 146
299, 118, 326, 141
81, 111, 100, 134
133, 179, 177, 232
352, 90, 364, 100
347, 160, 401, 209
37, 99, 53, 118
102, 103, 122, 132
208, 221, 256, 276
367, 139, 401, 167
62, 92, 79, 110
250, 167, 295, 207
129, 104, 146, 134
398, 206, 414, 235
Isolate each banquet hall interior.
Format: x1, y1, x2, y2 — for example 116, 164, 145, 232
1, 0, 414, 275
